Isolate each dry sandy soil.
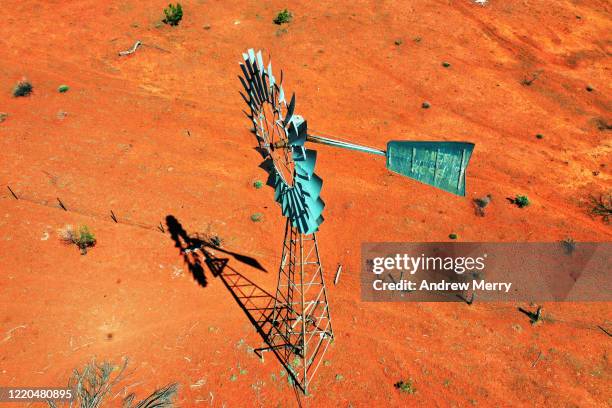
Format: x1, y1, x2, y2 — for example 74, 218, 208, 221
0, 0, 610, 407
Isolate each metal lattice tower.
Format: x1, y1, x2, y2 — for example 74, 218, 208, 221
267, 220, 333, 391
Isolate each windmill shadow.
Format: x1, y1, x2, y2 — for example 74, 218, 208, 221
166, 215, 207, 286
165, 215, 267, 288
165, 215, 305, 397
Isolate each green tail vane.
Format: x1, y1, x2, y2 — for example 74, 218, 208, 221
386, 141, 474, 196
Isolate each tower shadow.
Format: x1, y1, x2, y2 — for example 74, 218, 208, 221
165, 215, 304, 400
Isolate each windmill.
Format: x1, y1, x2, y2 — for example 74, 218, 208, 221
239, 49, 474, 393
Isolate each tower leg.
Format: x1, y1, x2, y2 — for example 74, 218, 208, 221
266, 219, 334, 393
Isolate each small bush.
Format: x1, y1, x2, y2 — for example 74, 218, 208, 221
58, 84, 69, 93
395, 378, 416, 394
47, 358, 178, 408
13, 79, 33, 97
589, 192, 611, 223
273, 9, 293, 25
163, 3, 183, 26
253, 180, 264, 189
535, 133, 543, 139
514, 195, 530, 208
210, 235, 223, 247
58, 224, 97, 255
449, 233, 458, 240
250, 213, 263, 222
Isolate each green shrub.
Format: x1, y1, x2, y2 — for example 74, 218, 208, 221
13, 79, 33, 97
449, 233, 458, 240
58, 85, 69, 93
250, 213, 263, 222
514, 195, 530, 208
273, 9, 293, 25
163, 3, 183, 26
253, 180, 264, 189
58, 224, 97, 254
395, 378, 416, 394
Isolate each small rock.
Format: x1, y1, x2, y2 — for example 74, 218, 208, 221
394, 39, 403, 46
536, 133, 543, 139
203, 24, 211, 30
586, 85, 594, 92
56, 111, 68, 119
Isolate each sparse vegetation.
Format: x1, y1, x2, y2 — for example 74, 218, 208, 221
273, 9, 293, 25
47, 358, 178, 408
394, 39, 403, 46
561, 237, 576, 254
519, 305, 543, 325
163, 3, 183, 26
521, 72, 539, 86
13, 79, 33, 97
589, 192, 611, 223
422, 101, 431, 109
394, 378, 416, 394
58, 224, 97, 255
449, 233, 458, 240
253, 180, 264, 189
535, 133, 543, 139
514, 195, 530, 208
250, 213, 263, 222
58, 84, 70, 93
591, 117, 611, 131
0, 112, 7, 122
210, 235, 223, 247
442, 61, 451, 68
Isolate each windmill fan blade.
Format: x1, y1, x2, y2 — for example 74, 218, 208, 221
294, 149, 317, 177
287, 117, 307, 146
284, 93, 296, 125
386, 141, 474, 196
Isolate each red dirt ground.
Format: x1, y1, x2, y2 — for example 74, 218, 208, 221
0, 1, 610, 406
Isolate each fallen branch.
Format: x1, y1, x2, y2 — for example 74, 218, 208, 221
118, 40, 142, 56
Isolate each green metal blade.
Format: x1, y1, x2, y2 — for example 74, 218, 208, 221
386, 141, 474, 196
